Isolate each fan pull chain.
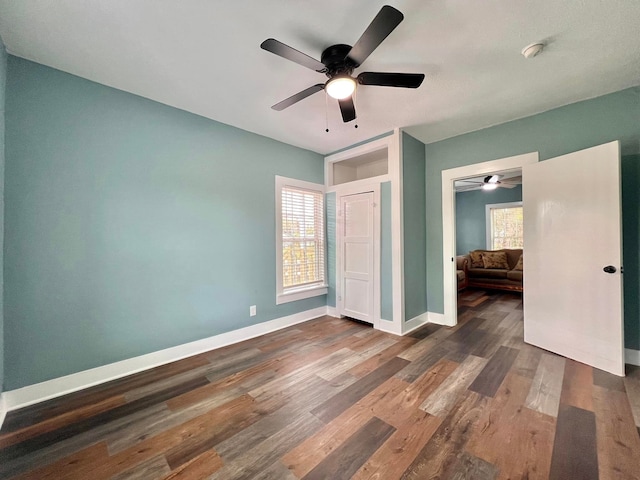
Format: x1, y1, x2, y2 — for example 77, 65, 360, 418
325, 91, 329, 133
353, 89, 358, 129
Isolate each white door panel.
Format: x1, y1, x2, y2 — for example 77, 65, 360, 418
523, 141, 624, 376
339, 192, 374, 323
345, 199, 371, 236
344, 278, 370, 317
345, 243, 370, 275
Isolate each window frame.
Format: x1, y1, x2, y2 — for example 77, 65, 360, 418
485, 201, 523, 250
275, 175, 328, 305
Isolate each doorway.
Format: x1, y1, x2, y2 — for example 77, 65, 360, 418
441, 152, 539, 327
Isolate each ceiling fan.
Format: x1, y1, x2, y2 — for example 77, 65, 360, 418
260, 5, 425, 123
456, 174, 523, 192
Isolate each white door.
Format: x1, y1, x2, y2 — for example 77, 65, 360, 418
339, 192, 375, 323
523, 141, 624, 376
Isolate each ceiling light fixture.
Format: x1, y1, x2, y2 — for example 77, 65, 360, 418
521, 42, 545, 59
482, 174, 500, 190
325, 75, 356, 100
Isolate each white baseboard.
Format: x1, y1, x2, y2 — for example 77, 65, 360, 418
3, 306, 328, 412
626, 348, 640, 367
378, 319, 402, 336
402, 312, 430, 335
326, 306, 339, 317
427, 311, 452, 326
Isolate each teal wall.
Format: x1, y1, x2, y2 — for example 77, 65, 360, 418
380, 181, 393, 321
326, 131, 393, 156
402, 132, 427, 321
326, 192, 336, 307
4, 56, 326, 389
0, 37, 6, 392
423, 86, 640, 349
456, 185, 522, 255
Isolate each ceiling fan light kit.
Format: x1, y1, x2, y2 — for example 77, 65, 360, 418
326, 75, 357, 100
260, 5, 425, 124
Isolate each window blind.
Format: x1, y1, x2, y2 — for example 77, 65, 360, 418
281, 185, 325, 290
490, 206, 524, 249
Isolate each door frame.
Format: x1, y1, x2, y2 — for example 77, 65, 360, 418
441, 152, 539, 326
336, 183, 381, 330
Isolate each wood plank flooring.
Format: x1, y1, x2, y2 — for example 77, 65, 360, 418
1, 289, 640, 479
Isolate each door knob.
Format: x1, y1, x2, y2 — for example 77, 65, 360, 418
603, 265, 617, 274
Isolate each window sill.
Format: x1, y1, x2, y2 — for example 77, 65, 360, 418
276, 285, 328, 305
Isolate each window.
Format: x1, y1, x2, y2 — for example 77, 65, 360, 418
486, 202, 523, 250
275, 176, 327, 304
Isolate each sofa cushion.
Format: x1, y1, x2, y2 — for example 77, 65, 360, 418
514, 254, 523, 271
507, 270, 523, 282
457, 270, 466, 282
469, 250, 484, 268
468, 268, 508, 279
482, 251, 510, 269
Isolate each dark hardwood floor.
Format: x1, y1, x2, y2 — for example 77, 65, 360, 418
1, 289, 640, 479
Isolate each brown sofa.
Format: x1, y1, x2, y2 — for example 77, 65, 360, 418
456, 256, 468, 291
464, 248, 523, 292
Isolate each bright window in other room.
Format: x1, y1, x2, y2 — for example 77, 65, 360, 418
275, 176, 327, 305
486, 202, 524, 250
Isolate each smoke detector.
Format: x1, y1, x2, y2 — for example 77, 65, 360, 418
521, 43, 545, 59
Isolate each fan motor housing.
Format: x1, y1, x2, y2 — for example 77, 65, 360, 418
321, 44, 355, 77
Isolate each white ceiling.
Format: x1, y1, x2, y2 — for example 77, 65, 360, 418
1, 1, 639, 155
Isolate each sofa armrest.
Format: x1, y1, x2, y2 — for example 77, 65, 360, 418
456, 255, 468, 271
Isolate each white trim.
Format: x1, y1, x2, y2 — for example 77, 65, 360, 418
485, 201, 523, 249
427, 311, 450, 326
378, 318, 402, 335
3, 306, 328, 412
625, 348, 640, 367
326, 306, 339, 317
326, 175, 390, 194
391, 129, 404, 328
441, 152, 539, 328
325, 136, 393, 188
402, 312, 430, 335
0, 393, 7, 431
275, 175, 326, 305
276, 285, 328, 305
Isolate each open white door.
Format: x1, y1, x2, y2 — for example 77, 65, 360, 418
523, 141, 624, 376
339, 192, 374, 324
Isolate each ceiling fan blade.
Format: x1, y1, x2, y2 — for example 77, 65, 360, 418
501, 175, 523, 185
455, 184, 481, 192
260, 38, 326, 72
357, 72, 425, 88
271, 84, 324, 111
338, 96, 356, 122
347, 5, 404, 67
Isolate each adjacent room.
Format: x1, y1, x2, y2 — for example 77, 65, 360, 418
0, 1, 639, 478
